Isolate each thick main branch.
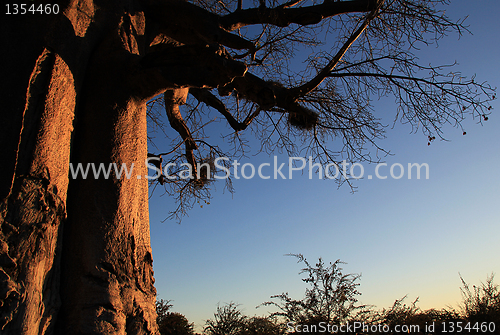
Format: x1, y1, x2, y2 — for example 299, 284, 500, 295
144, 0, 254, 49
221, 0, 378, 31
226, 72, 318, 128
137, 44, 247, 97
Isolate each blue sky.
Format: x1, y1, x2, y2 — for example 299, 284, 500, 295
149, 0, 500, 330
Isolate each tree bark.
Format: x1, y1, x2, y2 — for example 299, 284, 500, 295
1, 1, 159, 334
57, 22, 157, 332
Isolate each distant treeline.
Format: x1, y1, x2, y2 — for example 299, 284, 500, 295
157, 255, 499, 335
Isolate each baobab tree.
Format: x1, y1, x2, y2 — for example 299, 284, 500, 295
0, 0, 494, 334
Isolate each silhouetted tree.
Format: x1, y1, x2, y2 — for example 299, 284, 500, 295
0, 0, 495, 333
156, 299, 174, 326
155, 299, 196, 335
263, 254, 365, 333
204, 302, 247, 335
158, 313, 195, 335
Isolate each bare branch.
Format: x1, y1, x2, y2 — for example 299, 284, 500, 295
164, 89, 199, 177
144, 0, 496, 221
288, 0, 383, 98
190, 88, 260, 131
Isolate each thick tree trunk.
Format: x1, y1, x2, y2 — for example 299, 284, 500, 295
0, 48, 75, 334
1, 1, 159, 334
57, 25, 157, 332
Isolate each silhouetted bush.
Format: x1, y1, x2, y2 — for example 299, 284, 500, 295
242, 316, 286, 335
204, 302, 247, 335
159, 312, 196, 335
156, 299, 196, 335
203, 303, 287, 335
460, 274, 500, 325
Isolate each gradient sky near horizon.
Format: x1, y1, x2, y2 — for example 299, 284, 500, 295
148, 0, 500, 331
